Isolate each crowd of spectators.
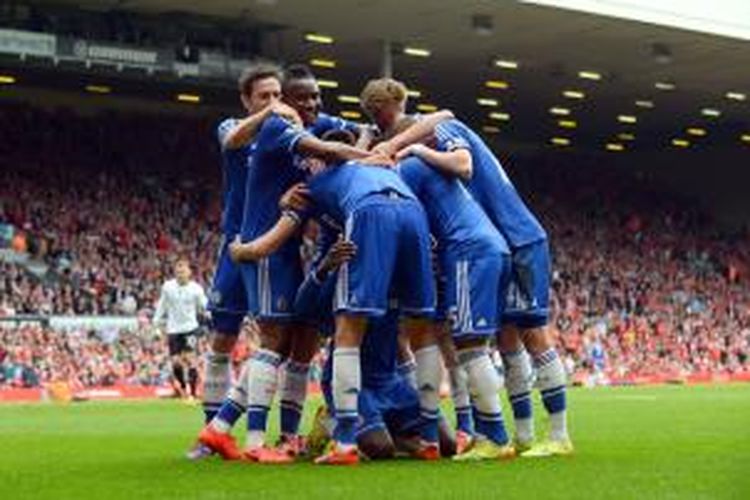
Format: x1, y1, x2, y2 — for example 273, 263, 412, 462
0, 102, 220, 316
1, 103, 748, 387
0, 325, 169, 389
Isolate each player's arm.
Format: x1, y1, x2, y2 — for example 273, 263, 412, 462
395, 143, 473, 180
229, 212, 302, 263
374, 110, 455, 156
222, 102, 302, 150
295, 231, 356, 317
295, 134, 374, 163
355, 124, 378, 150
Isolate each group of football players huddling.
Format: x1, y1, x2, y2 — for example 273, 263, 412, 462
187, 60, 573, 465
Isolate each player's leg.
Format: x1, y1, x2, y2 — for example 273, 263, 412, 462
244, 320, 291, 452
202, 329, 238, 423
396, 331, 417, 390
448, 252, 515, 461
316, 206, 394, 465
307, 340, 335, 457
183, 339, 199, 401
202, 245, 247, 424
435, 319, 474, 450
394, 199, 441, 459
505, 240, 572, 456
356, 386, 396, 460
498, 325, 535, 451
317, 313, 366, 463
278, 322, 318, 455
521, 324, 572, 456
168, 334, 188, 398
242, 252, 302, 463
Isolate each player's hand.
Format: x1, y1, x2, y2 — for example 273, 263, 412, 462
355, 125, 377, 150
279, 182, 311, 211
229, 235, 259, 262
319, 235, 357, 274
371, 140, 397, 158
271, 101, 303, 127
394, 144, 424, 161
359, 153, 395, 168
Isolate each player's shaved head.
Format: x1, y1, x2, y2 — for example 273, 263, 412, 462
282, 64, 321, 126
360, 78, 408, 118
282, 64, 316, 90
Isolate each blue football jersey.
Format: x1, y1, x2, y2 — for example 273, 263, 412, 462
305, 162, 417, 229
216, 118, 255, 238
397, 156, 509, 255
434, 119, 547, 247
239, 113, 359, 242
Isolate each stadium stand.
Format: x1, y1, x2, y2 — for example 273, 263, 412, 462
0, 104, 748, 394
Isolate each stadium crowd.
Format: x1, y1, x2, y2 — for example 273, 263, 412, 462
0, 324, 169, 388
1, 103, 748, 388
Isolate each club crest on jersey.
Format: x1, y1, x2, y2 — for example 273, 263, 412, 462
209, 289, 222, 306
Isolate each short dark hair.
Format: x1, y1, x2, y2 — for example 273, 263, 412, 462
283, 64, 315, 88
238, 60, 283, 95
321, 129, 356, 145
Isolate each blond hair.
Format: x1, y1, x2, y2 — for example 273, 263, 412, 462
360, 78, 408, 117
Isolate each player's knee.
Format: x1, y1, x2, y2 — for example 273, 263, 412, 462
258, 323, 292, 357
334, 315, 367, 347
404, 319, 436, 351
358, 430, 396, 460
454, 336, 487, 351
521, 326, 553, 356
290, 325, 319, 363
497, 324, 523, 353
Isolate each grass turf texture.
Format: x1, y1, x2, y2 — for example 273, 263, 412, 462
1, 384, 749, 500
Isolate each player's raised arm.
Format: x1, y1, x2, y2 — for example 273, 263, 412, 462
377, 110, 454, 156
294, 134, 372, 163
395, 143, 473, 181
222, 101, 301, 150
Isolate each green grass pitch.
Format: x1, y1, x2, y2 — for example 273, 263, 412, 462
1, 384, 749, 500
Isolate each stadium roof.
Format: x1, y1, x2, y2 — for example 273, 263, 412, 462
24, 1, 750, 151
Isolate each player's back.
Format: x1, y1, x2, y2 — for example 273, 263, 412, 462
435, 119, 546, 248
397, 156, 508, 256
306, 161, 416, 227
217, 118, 255, 238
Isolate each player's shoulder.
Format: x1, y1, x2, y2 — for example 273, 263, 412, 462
162, 279, 177, 290
256, 113, 293, 142
435, 119, 470, 150
217, 117, 240, 136
314, 112, 360, 134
